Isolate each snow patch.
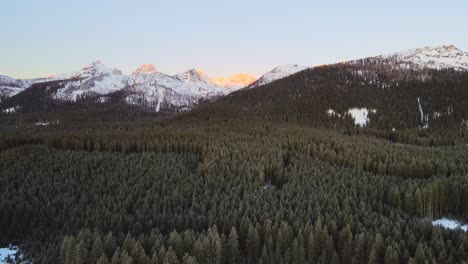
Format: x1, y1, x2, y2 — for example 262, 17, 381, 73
462, 120, 468, 129
0, 245, 27, 264
35, 121, 49, 126
3, 107, 16, 114
125, 95, 140, 105
347, 108, 376, 127
156, 87, 164, 112
98, 97, 109, 103
326, 109, 341, 117
35, 120, 59, 126
432, 218, 468, 232
2, 106, 21, 114
417, 97, 429, 129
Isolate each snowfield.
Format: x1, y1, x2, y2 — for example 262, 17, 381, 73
432, 218, 468, 232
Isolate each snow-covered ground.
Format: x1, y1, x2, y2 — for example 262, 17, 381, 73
432, 218, 468, 232
347, 108, 376, 127
0, 245, 21, 264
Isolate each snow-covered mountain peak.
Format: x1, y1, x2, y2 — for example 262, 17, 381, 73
50, 61, 130, 101
90, 60, 104, 67
415, 45, 462, 55
83, 61, 122, 76
175, 69, 208, 83
135, 64, 158, 74
208, 73, 256, 88
379, 45, 468, 71
249, 64, 309, 88
54, 61, 123, 81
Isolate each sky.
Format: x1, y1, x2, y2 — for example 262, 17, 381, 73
1, 0, 468, 79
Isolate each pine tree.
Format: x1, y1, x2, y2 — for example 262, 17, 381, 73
368, 247, 378, 264
226, 227, 239, 264
307, 230, 317, 261
169, 230, 183, 258
121, 250, 133, 264
414, 243, 426, 264
368, 233, 384, 264
111, 247, 121, 264
351, 233, 366, 264
384, 245, 399, 264
182, 255, 198, 264
91, 236, 105, 264
291, 238, 302, 264
60, 236, 75, 264
246, 226, 258, 261
74, 240, 87, 264
97, 254, 110, 264
131, 242, 149, 264
104, 232, 117, 258
164, 246, 179, 264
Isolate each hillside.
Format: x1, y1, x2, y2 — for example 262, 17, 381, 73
178, 46, 468, 145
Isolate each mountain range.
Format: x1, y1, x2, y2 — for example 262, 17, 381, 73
1, 45, 468, 119
0, 60, 307, 113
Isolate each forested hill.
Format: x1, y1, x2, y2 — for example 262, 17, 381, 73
177, 62, 468, 143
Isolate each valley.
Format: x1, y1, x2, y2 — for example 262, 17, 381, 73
1, 45, 468, 263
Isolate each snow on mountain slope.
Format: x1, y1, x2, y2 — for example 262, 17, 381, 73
175, 69, 208, 83
55, 60, 124, 80
0, 75, 52, 101
125, 67, 241, 112
0, 75, 24, 100
249, 64, 309, 88
0, 61, 245, 112
377, 45, 468, 71
54, 61, 132, 101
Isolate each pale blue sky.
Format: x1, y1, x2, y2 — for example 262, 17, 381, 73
1, 0, 467, 79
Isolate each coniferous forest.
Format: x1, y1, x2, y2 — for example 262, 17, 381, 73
1, 64, 468, 264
